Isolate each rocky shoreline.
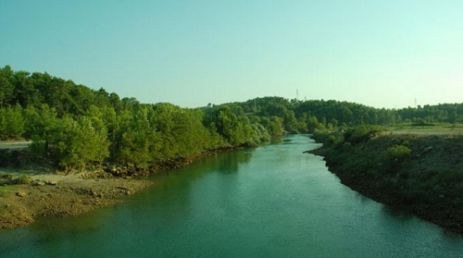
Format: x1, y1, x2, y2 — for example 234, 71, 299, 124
0, 173, 153, 231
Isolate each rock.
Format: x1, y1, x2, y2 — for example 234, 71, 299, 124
45, 180, 58, 186
115, 186, 132, 195
32, 180, 46, 186
16, 192, 27, 197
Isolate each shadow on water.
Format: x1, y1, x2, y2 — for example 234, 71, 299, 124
380, 202, 463, 239
216, 150, 253, 174
113, 149, 255, 227
381, 205, 415, 220
280, 138, 293, 145
0, 149, 255, 257
152, 148, 254, 181
0, 206, 112, 255
270, 137, 284, 144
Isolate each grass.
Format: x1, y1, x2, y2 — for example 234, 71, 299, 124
0, 185, 20, 197
383, 123, 463, 136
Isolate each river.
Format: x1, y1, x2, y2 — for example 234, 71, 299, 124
1, 135, 462, 257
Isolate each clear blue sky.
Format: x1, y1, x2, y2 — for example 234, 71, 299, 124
1, 0, 462, 108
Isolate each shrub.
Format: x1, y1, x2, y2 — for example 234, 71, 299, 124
412, 118, 434, 126
311, 130, 342, 146
344, 126, 381, 144
328, 133, 344, 145
0, 105, 25, 140
387, 145, 412, 160
14, 175, 32, 185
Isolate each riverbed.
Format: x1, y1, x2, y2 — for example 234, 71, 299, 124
0, 135, 462, 257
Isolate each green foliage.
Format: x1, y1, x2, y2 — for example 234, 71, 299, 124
343, 126, 381, 145
204, 106, 264, 147
33, 115, 110, 171
23, 104, 58, 139
112, 108, 159, 168
387, 145, 412, 160
0, 66, 15, 107
0, 105, 25, 140
259, 116, 285, 137
152, 104, 211, 158
2, 65, 463, 172
303, 114, 326, 132
411, 118, 435, 126
0, 174, 32, 186
14, 175, 32, 185
328, 134, 344, 145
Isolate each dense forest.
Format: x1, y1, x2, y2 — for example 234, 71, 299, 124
1, 65, 463, 171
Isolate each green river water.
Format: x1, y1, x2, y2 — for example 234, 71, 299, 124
1, 135, 462, 257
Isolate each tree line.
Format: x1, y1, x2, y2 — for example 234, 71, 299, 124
1, 65, 463, 171
0, 66, 283, 171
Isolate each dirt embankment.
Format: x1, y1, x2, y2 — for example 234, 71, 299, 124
0, 173, 152, 231
0, 143, 249, 232
311, 133, 463, 234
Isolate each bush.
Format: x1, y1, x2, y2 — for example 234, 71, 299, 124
0, 105, 25, 140
412, 118, 434, 126
329, 133, 345, 145
387, 145, 412, 160
344, 126, 381, 144
14, 175, 32, 185
0, 174, 14, 186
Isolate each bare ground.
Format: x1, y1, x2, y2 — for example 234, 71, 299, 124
0, 173, 153, 231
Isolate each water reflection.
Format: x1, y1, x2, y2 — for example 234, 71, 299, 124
0, 204, 113, 253
0, 149, 255, 257
215, 150, 253, 174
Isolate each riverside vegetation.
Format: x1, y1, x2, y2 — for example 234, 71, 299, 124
1, 65, 463, 231
312, 126, 463, 233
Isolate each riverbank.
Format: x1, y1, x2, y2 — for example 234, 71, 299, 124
0, 144, 249, 231
311, 129, 463, 234
0, 173, 153, 231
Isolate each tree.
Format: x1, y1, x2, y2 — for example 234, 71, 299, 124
0, 105, 25, 140
33, 115, 109, 171
112, 108, 158, 168
0, 65, 15, 107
